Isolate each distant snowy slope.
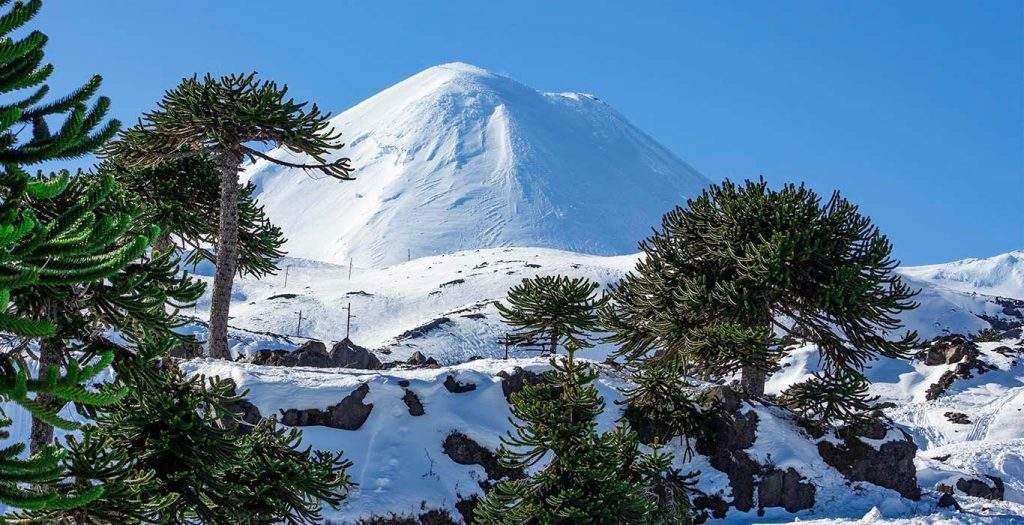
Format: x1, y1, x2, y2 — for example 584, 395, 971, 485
242, 63, 708, 267
899, 251, 1024, 300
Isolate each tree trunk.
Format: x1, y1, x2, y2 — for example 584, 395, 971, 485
740, 365, 765, 398
30, 338, 62, 455
208, 149, 242, 360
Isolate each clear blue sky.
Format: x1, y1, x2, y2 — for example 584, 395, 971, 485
38, 1, 1022, 265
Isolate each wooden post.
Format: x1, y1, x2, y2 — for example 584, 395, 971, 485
345, 302, 352, 339
348, 258, 353, 281
283, 265, 290, 288
296, 310, 303, 337
407, 248, 411, 262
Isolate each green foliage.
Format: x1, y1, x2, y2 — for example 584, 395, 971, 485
106, 72, 354, 180
779, 369, 881, 426
101, 155, 286, 278
479, 277, 690, 524
604, 178, 920, 423
619, 360, 702, 457
224, 420, 354, 524
475, 346, 689, 524
497, 275, 608, 354
25, 339, 354, 524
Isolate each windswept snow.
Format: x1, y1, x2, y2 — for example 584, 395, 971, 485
241, 62, 709, 267
899, 251, 1024, 301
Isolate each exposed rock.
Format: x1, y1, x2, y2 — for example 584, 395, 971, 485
396, 317, 453, 341
757, 467, 816, 513
496, 367, 542, 402
817, 423, 920, 500
925, 352, 997, 401
917, 335, 978, 366
439, 279, 465, 288
956, 475, 1004, 501
331, 338, 382, 370
403, 389, 425, 416
700, 385, 742, 414
279, 383, 373, 430
168, 338, 203, 359
230, 399, 263, 434
693, 389, 761, 512
443, 375, 477, 394
454, 495, 480, 524
936, 483, 962, 510
250, 340, 336, 368
998, 326, 1022, 340
692, 494, 729, 521
407, 351, 439, 368
266, 293, 298, 300
442, 432, 521, 481
944, 411, 971, 425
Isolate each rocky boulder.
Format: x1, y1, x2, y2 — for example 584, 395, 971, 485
496, 367, 542, 402
917, 335, 978, 366
407, 351, 440, 368
331, 338, 382, 369
443, 375, 477, 394
402, 389, 425, 416
442, 432, 522, 482
956, 475, 1004, 500
817, 421, 920, 500
250, 340, 335, 367
279, 383, 373, 430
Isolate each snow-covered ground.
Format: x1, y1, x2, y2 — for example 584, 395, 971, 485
170, 247, 1024, 523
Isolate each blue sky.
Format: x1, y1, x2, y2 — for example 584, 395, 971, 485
38, 1, 1021, 265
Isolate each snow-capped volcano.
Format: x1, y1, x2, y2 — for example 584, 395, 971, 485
243, 62, 708, 267
899, 250, 1024, 300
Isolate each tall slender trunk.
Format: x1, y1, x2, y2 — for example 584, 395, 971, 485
208, 149, 242, 360
740, 365, 765, 398
30, 338, 62, 455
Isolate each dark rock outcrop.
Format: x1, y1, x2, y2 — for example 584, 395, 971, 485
443, 375, 477, 394
251, 340, 342, 368
956, 475, 1004, 500
692, 385, 815, 515
331, 338, 382, 369
936, 484, 962, 510
407, 351, 439, 368
496, 367, 542, 402
917, 335, 977, 366
279, 383, 373, 430
403, 389, 424, 416
817, 422, 920, 500
442, 432, 521, 481
944, 412, 971, 425
757, 467, 816, 513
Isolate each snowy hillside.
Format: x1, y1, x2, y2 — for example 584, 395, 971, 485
241, 63, 708, 267
186, 248, 1024, 364
900, 251, 1024, 300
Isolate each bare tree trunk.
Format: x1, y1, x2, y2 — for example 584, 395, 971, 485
740, 365, 765, 398
30, 338, 62, 455
208, 149, 242, 360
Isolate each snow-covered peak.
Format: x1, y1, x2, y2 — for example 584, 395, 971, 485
899, 250, 1024, 300
244, 63, 709, 267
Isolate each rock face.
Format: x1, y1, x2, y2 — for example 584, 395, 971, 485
402, 389, 425, 416
693, 386, 816, 516
331, 338, 383, 369
917, 335, 977, 366
956, 476, 1004, 500
442, 432, 522, 482
817, 422, 921, 500
923, 339, 997, 401
407, 351, 440, 368
944, 411, 971, 424
279, 383, 373, 430
496, 367, 542, 402
443, 375, 477, 394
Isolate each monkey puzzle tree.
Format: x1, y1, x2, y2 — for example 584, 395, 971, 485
497, 275, 607, 355
604, 178, 919, 421
107, 73, 354, 359
100, 155, 286, 278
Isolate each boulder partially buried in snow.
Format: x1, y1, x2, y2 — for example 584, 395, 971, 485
279, 383, 374, 430
330, 338, 383, 369
817, 422, 920, 500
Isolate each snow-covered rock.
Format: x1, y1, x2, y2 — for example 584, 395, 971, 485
241, 62, 709, 267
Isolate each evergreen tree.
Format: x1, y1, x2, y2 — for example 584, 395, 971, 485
497, 275, 607, 355
100, 155, 286, 278
604, 178, 919, 423
477, 277, 690, 524
106, 73, 355, 359
17, 337, 354, 524
0, 0, 156, 512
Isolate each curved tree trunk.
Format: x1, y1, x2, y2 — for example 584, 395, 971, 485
30, 337, 62, 455
740, 365, 765, 398
208, 149, 242, 360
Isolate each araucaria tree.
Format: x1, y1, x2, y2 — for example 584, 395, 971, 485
477, 276, 690, 523
107, 73, 355, 358
604, 178, 919, 423
497, 275, 607, 355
